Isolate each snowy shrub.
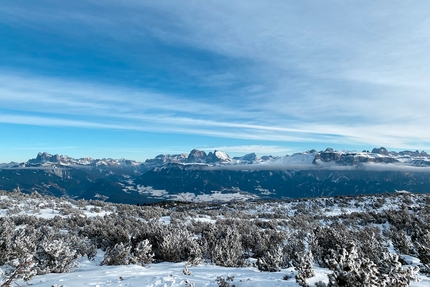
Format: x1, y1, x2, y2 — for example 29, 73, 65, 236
326, 243, 419, 287
102, 239, 154, 266
390, 229, 413, 255
215, 275, 235, 287
293, 250, 315, 287
412, 230, 430, 265
257, 247, 283, 272
0, 218, 17, 264
72, 236, 97, 260
157, 228, 187, 261
10, 228, 37, 262
209, 226, 245, 267
311, 225, 350, 268
81, 216, 129, 250
283, 232, 307, 268
129, 239, 154, 266
183, 264, 192, 275
35, 238, 80, 274
252, 228, 286, 259
6, 254, 37, 283
101, 242, 131, 266
386, 208, 415, 233
326, 243, 380, 287
154, 223, 202, 264
415, 241, 430, 274
186, 239, 203, 266
311, 225, 386, 269
377, 252, 420, 287
354, 226, 386, 264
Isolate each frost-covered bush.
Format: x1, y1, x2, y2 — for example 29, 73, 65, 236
0, 188, 429, 283
80, 215, 129, 250
311, 225, 386, 269
214, 230, 244, 267
311, 225, 350, 268
101, 239, 154, 266
257, 247, 283, 272
354, 226, 386, 264
252, 227, 286, 258
326, 244, 380, 287
0, 218, 17, 264
215, 275, 235, 287
377, 252, 420, 287
283, 232, 307, 268
157, 226, 189, 262
139, 221, 202, 264
10, 228, 37, 263
35, 238, 79, 274
101, 242, 131, 266
293, 250, 315, 287
412, 230, 430, 265
202, 224, 245, 267
326, 243, 419, 287
129, 239, 154, 266
390, 229, 413, 255
183, 264, 192, 275
3, 254, 37, 284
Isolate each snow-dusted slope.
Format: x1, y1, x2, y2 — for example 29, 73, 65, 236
274, 150, 318, 164
0, 191, 429, 287
3, 147, 430, 169
1, 147, 430, 204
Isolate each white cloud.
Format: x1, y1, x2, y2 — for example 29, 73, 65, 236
1, 70, 430, 151
1, 1, 430, 152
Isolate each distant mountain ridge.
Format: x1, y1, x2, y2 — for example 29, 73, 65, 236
3, 146, 430, 169
0, 147, 430, 204
26, 152, 140, 168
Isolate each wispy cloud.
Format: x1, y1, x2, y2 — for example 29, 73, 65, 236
1, 70, 430, 151
1, 0, 430, 158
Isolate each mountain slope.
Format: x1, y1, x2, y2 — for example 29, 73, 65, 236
0, 147, 429, 203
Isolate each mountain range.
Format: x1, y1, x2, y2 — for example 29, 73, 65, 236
0, 147, 429, 203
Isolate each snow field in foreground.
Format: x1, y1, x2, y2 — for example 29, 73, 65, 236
15, 253, 430, 287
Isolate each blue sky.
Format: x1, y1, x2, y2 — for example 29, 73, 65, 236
1, 1, 430, 162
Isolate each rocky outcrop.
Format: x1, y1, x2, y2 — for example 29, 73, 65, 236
313, 148, 342, 163
145, 153, 188, 167
371, 147, 389, 155
233, 153, 261, 163
187, 149, 208, 163
398, 150, 430, 157
29, 152, 61, 164
313, 148, 398, 165
207, 150, 231, 163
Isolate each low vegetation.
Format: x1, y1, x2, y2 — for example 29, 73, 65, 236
0, 189, 429, 286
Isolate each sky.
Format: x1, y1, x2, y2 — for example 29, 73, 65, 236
1, 1, 430, 162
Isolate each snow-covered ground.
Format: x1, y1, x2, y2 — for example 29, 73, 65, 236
13, 254, 430, 287
1, 190, 430, 286
26, 256, 299, 287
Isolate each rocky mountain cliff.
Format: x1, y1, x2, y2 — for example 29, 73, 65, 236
0, 147, 429, 203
